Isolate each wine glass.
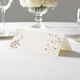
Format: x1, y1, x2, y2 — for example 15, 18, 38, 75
28, 6, 48, 29
77, 8, 80, 24
0, 0, 13, 36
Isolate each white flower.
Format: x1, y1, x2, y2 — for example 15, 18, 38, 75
19, 0, 42, 7
19, 0, 27, 7
26, 0, 42, 7
19, 0, 57, 7
42, 0, 57, 7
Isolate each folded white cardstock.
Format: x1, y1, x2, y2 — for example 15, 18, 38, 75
9, 29, 71, 56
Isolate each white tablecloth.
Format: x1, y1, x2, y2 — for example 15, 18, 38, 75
0, 22, 80, 80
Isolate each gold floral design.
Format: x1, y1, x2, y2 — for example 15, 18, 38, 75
13, 29, 23, 37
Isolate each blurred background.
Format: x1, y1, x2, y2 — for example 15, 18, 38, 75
0, 0, 80, 22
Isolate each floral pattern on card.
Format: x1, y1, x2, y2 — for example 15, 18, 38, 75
13, 29, 23, 37
45, 33, 62, 55
10, 29, 26, 49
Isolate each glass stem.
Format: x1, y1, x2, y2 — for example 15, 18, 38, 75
35, 15, 42, 26
1, 9, 5, 31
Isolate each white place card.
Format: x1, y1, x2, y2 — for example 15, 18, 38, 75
9, 29, 71, 56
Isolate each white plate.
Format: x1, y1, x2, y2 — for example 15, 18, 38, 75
67, 34, 80, 42
0, 31, 14, 38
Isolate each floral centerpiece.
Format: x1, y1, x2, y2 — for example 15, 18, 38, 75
19, 0, 57, 8
19, 0, 57, 28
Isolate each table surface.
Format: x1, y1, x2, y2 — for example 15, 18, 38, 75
1, 22, 80, 34
0, 22, 80, 80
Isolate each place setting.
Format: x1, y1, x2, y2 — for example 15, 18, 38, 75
0, 0, 79, 56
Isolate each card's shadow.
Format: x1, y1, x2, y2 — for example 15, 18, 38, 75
59, 50, 80, 58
